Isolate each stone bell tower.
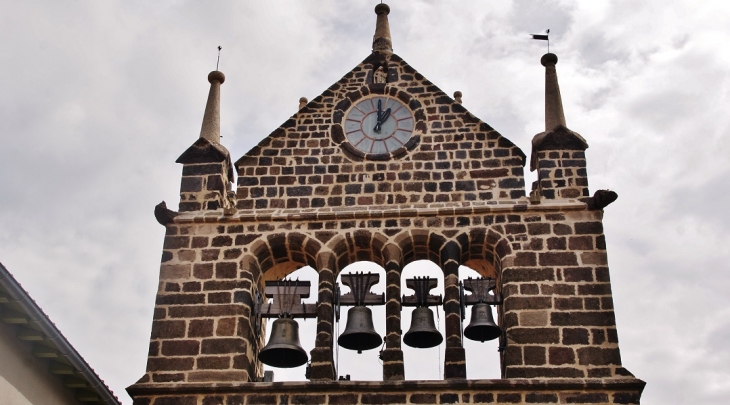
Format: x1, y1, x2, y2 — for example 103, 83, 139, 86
128, 4, 645, 404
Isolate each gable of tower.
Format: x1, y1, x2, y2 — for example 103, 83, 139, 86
234, 53, 527, 211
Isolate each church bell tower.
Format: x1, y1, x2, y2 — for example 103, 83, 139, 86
128, 4, 645, 404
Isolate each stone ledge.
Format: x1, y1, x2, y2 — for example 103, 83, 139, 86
127, 377, 645, 396
171, 200, 588, 224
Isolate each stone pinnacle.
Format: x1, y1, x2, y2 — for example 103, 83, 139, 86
372, 3, 393, 54
199, 71, 225, 144
541, 53, 566, 131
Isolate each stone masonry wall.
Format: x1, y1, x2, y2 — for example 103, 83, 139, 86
136, 201, 634, 387
235, 53, 526, 211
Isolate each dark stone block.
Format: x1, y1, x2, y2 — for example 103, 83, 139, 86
328, 394, 358, 405
524, 346, 546, 365
440, 393, 459, 404
496, 393, 521, 403
201, 338, 246, 354
564, 393, 609, 403
503, 267, 554, 282
362, 394, 406, 404
564, 267, 594, 282
215, 262, 237, 279
506, 296, 552, 310
180, 177, 203, 192
539, 252, 578, 266
153, 397, 197, 405
151, 320, 186, 339
552, 311, 616, 326
578, 284, 613, 295
247, 395, 277, 405
155, 293, 205, 306
188, 319, 214, 337
575, 222, 603, 234
197, 356, 230, 370
473, 392, 494, 403
147, 357, 194, 372
505, 366, 584, 378
526, 393, 558, 403
164, 236, 190, 249
549, 347, 576, 365
508, 327, 560, 344
161, 340, 200, 356
577, 347, 622, 365
410, 393, 437, 404
613, 393, 641, 404
211, 235, 233, 247
290, 395, 326, 405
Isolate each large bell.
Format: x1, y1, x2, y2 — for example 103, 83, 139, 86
338, 306, 382, 353
259, 317, 308, 368
403, 307, 443, 348
464, 303, 501, 342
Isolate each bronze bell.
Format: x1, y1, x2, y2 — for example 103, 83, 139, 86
338, 306, 382, 353
259, 317, 308, 368
403, 307, 443, 348
464, 303, 501, 342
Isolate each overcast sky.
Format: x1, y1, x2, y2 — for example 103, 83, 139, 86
1, 1, 729, 403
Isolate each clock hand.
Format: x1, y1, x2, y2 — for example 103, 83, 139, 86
373, 107, 391, 133
380, 108, 391, 123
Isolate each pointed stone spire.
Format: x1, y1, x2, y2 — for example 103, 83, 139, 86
372, 3, 393, 53
199, 71, 225, 144
541, 53, 566, 131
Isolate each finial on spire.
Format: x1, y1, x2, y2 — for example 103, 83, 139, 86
541, 53, 566, 131
453, 91, 463, 104
372, 3, 392, 54
199, 70, 225, 144
216, 46, 222, 70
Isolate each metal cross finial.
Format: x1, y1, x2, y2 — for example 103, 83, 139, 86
216, 46, 222, 70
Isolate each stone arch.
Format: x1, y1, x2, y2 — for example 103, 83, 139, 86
392, 229, 447, 268
248, 232, 322, 281
324, 229, 391, 275
458, 227, 511, 281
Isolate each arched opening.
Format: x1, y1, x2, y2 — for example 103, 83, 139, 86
260, 265, 318, 382
333, 261, 387, 380
401, 260, 445, 380
460, 264, 501, 379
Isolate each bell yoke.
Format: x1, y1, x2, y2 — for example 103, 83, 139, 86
256, 273, 502, 368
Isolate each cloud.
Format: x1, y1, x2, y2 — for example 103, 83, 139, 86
1, 1, 729, 403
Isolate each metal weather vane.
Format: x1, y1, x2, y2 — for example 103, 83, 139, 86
531, 29, 550, 53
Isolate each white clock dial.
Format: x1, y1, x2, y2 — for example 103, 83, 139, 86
344, 97, 414, 155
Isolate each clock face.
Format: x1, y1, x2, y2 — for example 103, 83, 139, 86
344, 97, 414, 155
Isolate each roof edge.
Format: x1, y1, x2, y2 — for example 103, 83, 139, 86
0, 261, 121, 405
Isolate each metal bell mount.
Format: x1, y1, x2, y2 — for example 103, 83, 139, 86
337, 272, 385, 353
460, 277, 503, 342
402, 277, 443, 349
257, 279, 317, 368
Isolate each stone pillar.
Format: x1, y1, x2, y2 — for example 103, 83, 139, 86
501, 211, 628, 379
382, 245, 404, 380
141, 225, 252, 384
441, 241, 466, 379
309, 253, 336, 380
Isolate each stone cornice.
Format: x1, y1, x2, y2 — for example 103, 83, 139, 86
127, 377, 646, 396
170, 200, 588, 224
